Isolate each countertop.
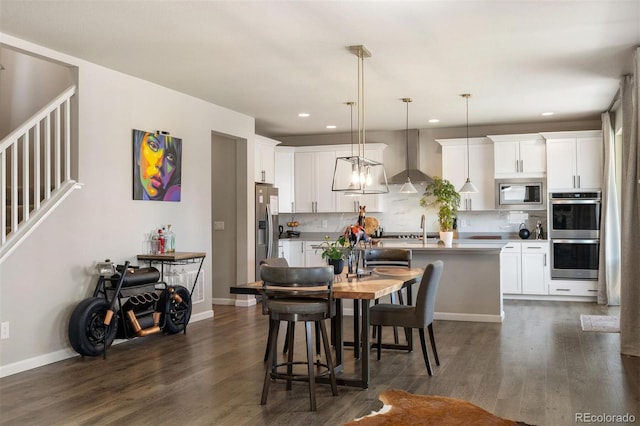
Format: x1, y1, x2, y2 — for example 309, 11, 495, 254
278, 232, 547, 245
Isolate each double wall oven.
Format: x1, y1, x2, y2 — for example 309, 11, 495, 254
549, 191, 601, 280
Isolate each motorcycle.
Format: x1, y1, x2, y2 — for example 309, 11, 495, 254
68, 260, 192, 357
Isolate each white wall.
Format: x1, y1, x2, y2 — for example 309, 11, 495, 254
0, 34, 255, 376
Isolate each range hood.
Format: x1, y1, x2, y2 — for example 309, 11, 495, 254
388, 130, 434, 185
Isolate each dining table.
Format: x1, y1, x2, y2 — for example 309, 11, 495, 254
230, 266, 424, 389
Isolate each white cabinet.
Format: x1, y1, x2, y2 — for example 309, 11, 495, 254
500, 243, 522, 294
334, 146, 385, 213
542, 131, 603, 190
294, 151, 337, 213
254, 136, 280, 184
438, 137, 495, 211
274, 147, 295, 213
488, 134, 546, 178
548, 280, 597, 297
280, 240, 304, 266
521, 242, 549, 295
304, 241, 326, 267
501, 241, 549, 295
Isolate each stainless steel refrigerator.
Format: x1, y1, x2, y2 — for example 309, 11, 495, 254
255, 183, 279, 279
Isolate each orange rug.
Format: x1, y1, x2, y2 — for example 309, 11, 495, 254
344, 389, 530, 426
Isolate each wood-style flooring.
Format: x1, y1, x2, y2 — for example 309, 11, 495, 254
0, 300, 638, 426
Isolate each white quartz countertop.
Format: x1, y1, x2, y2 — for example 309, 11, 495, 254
376, 241, 504, 253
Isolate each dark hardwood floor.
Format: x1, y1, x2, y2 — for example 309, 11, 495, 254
0, 300, 638, 426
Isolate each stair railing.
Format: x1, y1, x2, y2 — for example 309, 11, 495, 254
1, 85, 79, 262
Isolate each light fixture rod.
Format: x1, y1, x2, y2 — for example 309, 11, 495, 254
462, 93, 471, 180
402, 98, 412, 179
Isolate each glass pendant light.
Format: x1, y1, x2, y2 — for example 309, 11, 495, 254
399, 98, 418, 194
458, 93, 479, 194
332, 45, 388, 194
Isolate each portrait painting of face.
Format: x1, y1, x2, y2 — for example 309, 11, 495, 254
133, 129, 182, 201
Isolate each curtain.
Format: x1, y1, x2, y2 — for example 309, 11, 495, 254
619, 48, 640, 357
597, 112, 621, 305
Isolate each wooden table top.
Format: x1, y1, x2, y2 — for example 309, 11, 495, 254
137, 252, 206, 261
233, 267, 423, 301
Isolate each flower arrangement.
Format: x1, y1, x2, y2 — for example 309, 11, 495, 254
318, 235, 349, 261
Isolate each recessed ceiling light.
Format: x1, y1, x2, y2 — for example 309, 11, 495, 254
326, 125, 336, 129
298, 113, 310, 118
428, 119, 440, 123
541, 112, 554, 116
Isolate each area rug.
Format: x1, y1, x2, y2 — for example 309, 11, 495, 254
343, 389, 533, 425
580, 315, 620, 332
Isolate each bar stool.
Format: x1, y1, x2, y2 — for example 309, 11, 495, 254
260, 265, 338, 411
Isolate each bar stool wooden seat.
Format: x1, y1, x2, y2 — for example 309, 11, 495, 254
260, 265, 338, 411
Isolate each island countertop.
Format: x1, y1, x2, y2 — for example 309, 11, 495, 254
374, 241, 504, 253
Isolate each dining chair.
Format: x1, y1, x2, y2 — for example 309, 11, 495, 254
260, 265, 338, 411
364, 248, 413, 345
369, 260, 444, 375
259, 258, 291, 361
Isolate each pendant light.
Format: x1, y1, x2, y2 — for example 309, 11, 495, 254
458, 93, 479, 194
399, 98, 418, 194
332, 45, 388, 194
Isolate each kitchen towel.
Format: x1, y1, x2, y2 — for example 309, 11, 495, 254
580, 315, 620, 332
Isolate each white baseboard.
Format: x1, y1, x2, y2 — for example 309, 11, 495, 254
504, 294, 596, 302
212, 298, 237, 306
234, 298, 257, 307
0, 309, 215, 378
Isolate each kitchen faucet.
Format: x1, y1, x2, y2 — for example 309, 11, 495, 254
420, 214, 426, 242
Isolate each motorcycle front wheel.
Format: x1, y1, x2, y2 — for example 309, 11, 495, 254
161, 285, 192, 334
68, 297, 117, 357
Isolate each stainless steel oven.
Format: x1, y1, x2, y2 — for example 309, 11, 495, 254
549, 191, 601, 239
549, 191, 601, 280
550, 239, 599, 280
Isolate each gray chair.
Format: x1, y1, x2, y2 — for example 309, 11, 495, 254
364, 248, 414, 345
369, 260, 444, 375
260, 265, 338, 411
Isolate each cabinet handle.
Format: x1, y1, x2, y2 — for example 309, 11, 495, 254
556, 288, 571, 292
520, 159, 524, 173
577, 175, 581, 188
525, 246, 542, 249
573, 175, 576, 188
291, 202, 294, 212
469, 198, 472, 210
588, 289, 597, 292
515, 159, 519, 173
544, 253, 547, 266
261, 170, 266, 182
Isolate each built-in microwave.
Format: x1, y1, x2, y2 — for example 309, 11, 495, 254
495, 179, 546, 210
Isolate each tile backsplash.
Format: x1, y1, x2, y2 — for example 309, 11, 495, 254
279, 183, 547, 237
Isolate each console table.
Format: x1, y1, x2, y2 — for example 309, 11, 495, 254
137, 252, 206, 296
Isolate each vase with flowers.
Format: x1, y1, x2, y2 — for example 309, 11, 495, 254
318, 235, 348, 274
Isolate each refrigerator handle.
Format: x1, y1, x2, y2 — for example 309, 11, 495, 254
266, 204, 273, 258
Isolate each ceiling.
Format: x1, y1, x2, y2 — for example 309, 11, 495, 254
1, 1, 638, 138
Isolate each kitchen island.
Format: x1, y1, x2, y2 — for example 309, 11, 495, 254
375, 241, 504, 323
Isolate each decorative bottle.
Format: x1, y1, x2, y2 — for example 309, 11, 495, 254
166, 224, 175, 253
158, 229, 165, 254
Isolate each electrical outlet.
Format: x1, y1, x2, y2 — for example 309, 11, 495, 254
1, 322, 9, 340
321, 220, 328, 229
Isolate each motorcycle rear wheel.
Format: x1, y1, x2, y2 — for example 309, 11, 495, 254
161, 285, 192, 334
68, 297, 117, 356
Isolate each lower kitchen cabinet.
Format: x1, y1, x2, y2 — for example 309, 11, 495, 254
501, 241, 549, 295
549, 280, 598, 297
279, 240, 324, 267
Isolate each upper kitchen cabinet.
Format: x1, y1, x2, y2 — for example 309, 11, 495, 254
274, 147, 295, 213
334, 144, 386, 213
254, 135, 280, 184
488, 134, 546, 178
438, 137, 495, 211
542, 130, 603, 191
294, 148, 336, 213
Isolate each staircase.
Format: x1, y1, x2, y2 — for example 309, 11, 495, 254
1, 85, 80, 263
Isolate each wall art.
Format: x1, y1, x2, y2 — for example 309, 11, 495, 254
133, 129, 182, 201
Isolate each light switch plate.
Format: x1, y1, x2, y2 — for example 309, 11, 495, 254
213, 221, 225, 231
1, 322, 9, 340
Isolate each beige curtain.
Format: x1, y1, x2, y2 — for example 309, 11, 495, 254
597, 112, 620, 305
619, 48, 640, 357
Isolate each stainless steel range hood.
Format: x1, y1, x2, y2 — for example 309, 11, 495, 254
388, 130, 434, 185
